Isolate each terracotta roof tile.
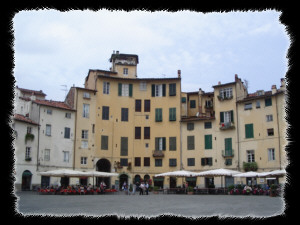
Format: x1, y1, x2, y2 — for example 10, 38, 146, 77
17, 87, 46, 96
33, 99, 75, 111
14, 114, 39, 125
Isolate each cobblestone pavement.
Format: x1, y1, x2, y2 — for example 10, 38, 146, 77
15, 191, 285, 218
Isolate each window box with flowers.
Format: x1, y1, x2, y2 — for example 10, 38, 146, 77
25, 133, 34, 143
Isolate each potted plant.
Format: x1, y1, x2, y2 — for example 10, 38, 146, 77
187, 186, 194, 195
227, 184, 235, 195
25, 133, 34, 143
153, 186, 159, 194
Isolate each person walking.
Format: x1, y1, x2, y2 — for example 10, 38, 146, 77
145, 182, 149, 195
139, 182, 145, 195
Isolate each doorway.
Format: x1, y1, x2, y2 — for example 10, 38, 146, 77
170, 177, 177, 188
96, 158, 111, 188
22, 170, 32, 190
119, 174, 128, 190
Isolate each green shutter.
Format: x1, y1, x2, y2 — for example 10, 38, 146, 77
230, 110, 234, 122
121, 137, 128, 156
169, 137, 176, 151
101, 135, 108, 150
152, 84, 155, 97
201, 158, 205, 166
155, 108, 162, 122
129, 84, 133, 97
118, 83, 122, 96
162, 84, 166, 96
208, 158, 213, 166
169, 83, 176, 96
205, 135, 212, 149
155, 138, 159, 150
220, 112, 224, 123
245, 124, 254, 138
225, 138, 232, 151
169, 108, 176, 121
187, 136, 194, 150
162, 137, 166, 150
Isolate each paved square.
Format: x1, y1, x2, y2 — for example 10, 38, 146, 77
15, 191, 285, 218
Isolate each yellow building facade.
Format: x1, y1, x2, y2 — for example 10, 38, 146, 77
66, 52, 286, 189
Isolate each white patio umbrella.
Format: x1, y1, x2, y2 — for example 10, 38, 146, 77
82, 171, 119, 177
154, 170, 198, 177
195, 168, 241, 188
261, 169, 286, 177
38, 169, 86, 177
233, 171, 262, 178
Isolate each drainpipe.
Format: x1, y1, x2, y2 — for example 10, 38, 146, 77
235, 83, 240, 171
36, 104, 41, 172
73, 88, 78, 170
275, 94, 282, 170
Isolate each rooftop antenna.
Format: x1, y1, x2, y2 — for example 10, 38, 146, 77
61, 85, 67, 99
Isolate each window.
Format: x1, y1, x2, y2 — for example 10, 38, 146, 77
144, 127, 150, 139
81, 140, 88, 149
155, 137, 166, 151
247, 150, 255, 162
120, 158, 128, 166
266, 115, 273, 122
121, 108, 128, 121
118, 83, 133, 97
155, 159, 162, 167
265, 98, 272, 107
123, 68, 128, 75
169, 83, 176, 96
245, 124, 254, 138
144, 157, 150, 167
219, 87, 233, 99
181, 97, 186, 103
102, 106, 109, 120
187, 158, 195, 166
101, 135, 108, 150
169, 158, 177, 167
103, 82, 110, 94
135, 157, 141, 167
64, 127, 70, 139
220, 110, 234, 124
205, 100, 213, 108
25, 147, 31, 160
169, 137, 176, 151
256, 100, 261, 108
27, 126, 32, 134
45, 124, 51, 136
205, 122, 212, 129
201, 157, 213, 166
225, 138, 232, 152
205, 135, 212, 149
190, 100, 196, 108
152, 84, 166, 97
144, 100, 150, 112
81, 130, 88, 139
47, 109, 52, 115
187, 136, 195, 150
169, 108, 176, 121
140, 82, 147, 91
244, 103, 252, 110
267, 128, 274, 136
63, 151, 69, 162
121, 137, 128, 156
65, 113, 71, 118
135, 127, 141, 139
83, 92, 90, 99
268, 148, 275, 161
225, 159, 232, 166
155, 108, 163, 122
187, 123, 194, 131
83, 104, 90, 118
81, 157, 87, 165
135, 100, 141, 112
44, 149, 50, 161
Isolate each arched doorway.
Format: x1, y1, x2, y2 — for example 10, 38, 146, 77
22, 170, 32, 191
96, 158, 111, 188
119, 174, 128, 190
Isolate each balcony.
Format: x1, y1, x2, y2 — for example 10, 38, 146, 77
219, 122, 235, 130
152, 150, 164, 157
222, 149, 234, 158
217, 95, 233, 101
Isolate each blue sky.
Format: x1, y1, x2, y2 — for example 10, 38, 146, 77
13, 10, 290, 101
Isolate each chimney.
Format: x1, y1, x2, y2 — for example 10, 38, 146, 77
235, 74, 239, 82
280, 78, 286, 90
177, 70, 181, 78
218, 81, 221, 85
116, 50, 119, 55
271, 85, 277, 94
